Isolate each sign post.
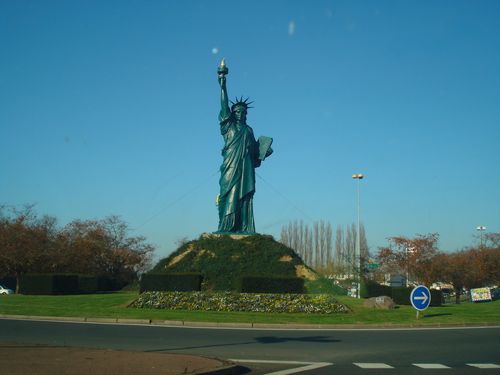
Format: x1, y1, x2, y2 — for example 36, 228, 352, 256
410, 285, 431, 319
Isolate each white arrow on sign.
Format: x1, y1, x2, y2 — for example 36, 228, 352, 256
414, 292, 428, 303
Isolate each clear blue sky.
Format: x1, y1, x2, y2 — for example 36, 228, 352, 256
2, 1, 499, 261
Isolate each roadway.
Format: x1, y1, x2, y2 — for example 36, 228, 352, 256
1, 318, 499, 374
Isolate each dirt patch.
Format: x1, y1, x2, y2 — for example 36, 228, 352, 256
0, 343, 234, 375
279, 255, 292, 262
167, 245, 194, 268
197, 249, 215, 259
295, 265, 318, 280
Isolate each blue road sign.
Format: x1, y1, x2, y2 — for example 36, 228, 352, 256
410, 285, 431, 311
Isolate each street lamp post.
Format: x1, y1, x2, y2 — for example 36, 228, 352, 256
352, 173, 364, 299
405, 246, 416, 287
476, 226, 486, 248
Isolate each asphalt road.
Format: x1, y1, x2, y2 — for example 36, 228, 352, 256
1, 319, 499, 374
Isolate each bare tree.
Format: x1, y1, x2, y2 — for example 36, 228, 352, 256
335, 225, 344, 272
359, 222, 369, 276
325, 222, 333, 268
298, 220, 304, 261
319, 221, 325, 267
280, 226, 289, 247
345, 225, 356, 277
306, 225, 313, 266
313, 222, 319, 268
280, 220, 334, 271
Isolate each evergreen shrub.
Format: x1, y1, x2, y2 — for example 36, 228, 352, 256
150, 234, 309, 291
78, 275, 99, 293
305, 277, 347, 295
391, 287, 442, 306
238, 275, 305, 293
98, 277, 123, 291
362, 280, 392, 298
391, 287, 412, 305
76, 275, 124, 293
361, 281, 442, 307
140, 273, 203, 292
19, 274, 79, 295
429, 289, 443, 307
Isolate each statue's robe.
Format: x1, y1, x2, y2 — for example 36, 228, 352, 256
217, 113, 260, 233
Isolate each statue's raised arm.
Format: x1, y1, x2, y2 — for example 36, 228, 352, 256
217, 58, 230, 122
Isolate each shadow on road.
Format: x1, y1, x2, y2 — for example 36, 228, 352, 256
145, 340, 255, 352
255, 336, 340, 344
145, 335, 341, 352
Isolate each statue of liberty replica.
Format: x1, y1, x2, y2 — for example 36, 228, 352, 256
216, 59, 273, 234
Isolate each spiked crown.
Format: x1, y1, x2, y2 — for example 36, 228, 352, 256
230, 96, 254, 111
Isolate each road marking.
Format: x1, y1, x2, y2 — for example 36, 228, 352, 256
413, 363, 451, 369
229, 359, 332, 374
467, 363, 500, 369
354, 363, 394, 369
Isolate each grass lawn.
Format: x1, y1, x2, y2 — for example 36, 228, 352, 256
1, 292, 499, 326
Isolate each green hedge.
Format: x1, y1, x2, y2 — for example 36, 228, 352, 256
238, 276, 305, 293
97, 277, 123, 292
19, 274, 79, 295
391, 287, 412, 305
362, 282, 442, 307
140, 273, 203, 293
77, 275, 124, 293
430, 289, 443, 306
78, 275, 99, 293
362, 279, 392, 298
392, 287, 443, 306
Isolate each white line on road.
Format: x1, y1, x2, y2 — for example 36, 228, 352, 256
354, 363, 394, 369
413, 363, 451, 369
467, 363, 500, 369
229, 359, 332, 375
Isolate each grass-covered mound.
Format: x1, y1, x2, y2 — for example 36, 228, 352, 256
149, 234, 317, 291
305, 277, 348, 295
131, 291, 349, 314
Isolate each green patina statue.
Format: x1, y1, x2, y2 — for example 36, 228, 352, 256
216, 59, 273, 234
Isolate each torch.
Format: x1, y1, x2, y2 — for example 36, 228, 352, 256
217, 58, 228, 78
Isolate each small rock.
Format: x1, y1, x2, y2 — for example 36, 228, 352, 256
363, 296, 396, 309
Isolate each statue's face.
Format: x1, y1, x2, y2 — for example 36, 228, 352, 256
233, 106, 247, 123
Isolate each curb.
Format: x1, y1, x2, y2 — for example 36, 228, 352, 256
1, 314, 499, 330
183, 321, 253, 329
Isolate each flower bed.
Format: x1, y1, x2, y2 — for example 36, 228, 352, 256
130, 291, 349, 314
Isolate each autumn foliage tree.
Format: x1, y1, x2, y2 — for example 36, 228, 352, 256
0, 205, 154, 291
376, 232, 500, 304
434, 246, 500, 303
0, 205, 59, 292
58, 216, 153, 282
376, 233, 440, 285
